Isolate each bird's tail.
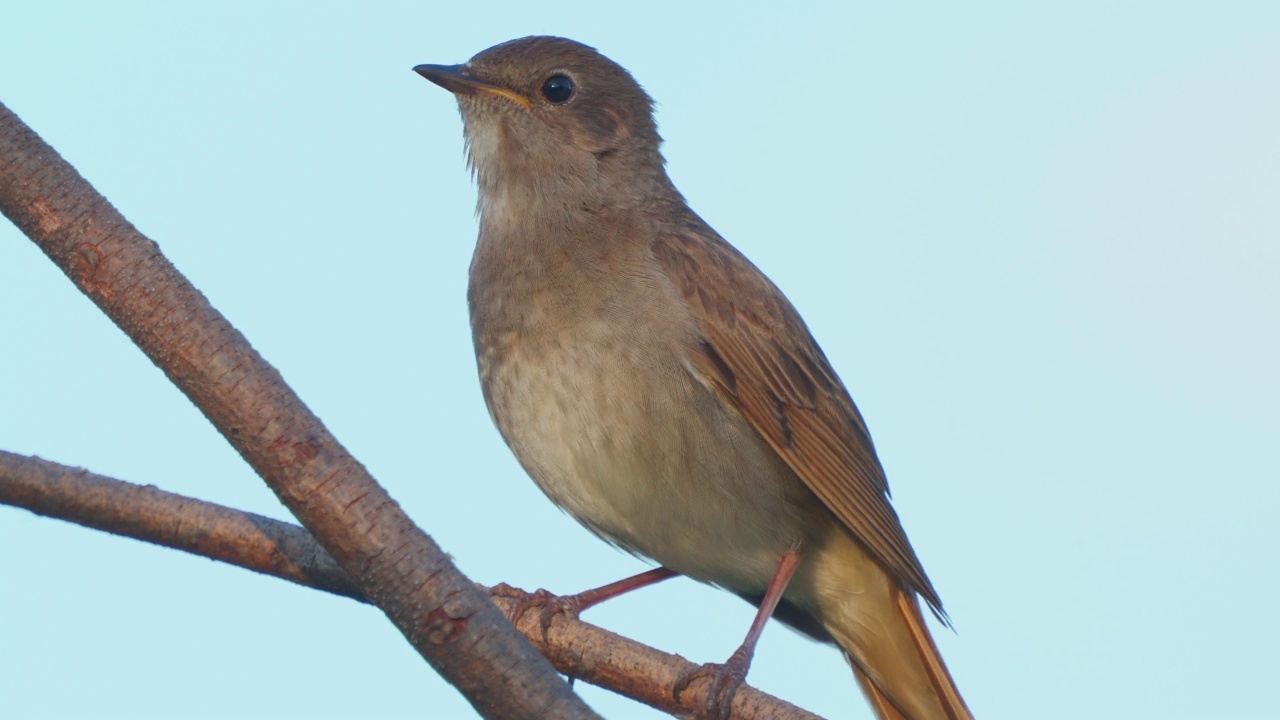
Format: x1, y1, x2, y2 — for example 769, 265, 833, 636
808, 534, 972, 720
841, 589, 972, 720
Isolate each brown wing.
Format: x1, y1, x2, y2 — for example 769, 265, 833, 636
652, 219, 944, 616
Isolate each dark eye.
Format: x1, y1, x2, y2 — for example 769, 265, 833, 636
541, 74, 574, 104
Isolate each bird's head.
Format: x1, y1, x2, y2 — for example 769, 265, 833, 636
416, 36, 672, 215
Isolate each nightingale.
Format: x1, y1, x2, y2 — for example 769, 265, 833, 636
415, 36, 973, 720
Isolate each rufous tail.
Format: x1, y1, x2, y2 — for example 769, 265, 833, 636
845, 590, 972, 720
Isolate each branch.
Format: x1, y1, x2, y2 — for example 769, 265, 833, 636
0, 100, 595, 719
0, 450, 365, 602
0, 451, 823, 720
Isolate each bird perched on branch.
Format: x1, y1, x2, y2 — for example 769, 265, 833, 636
416, 36, 973, 720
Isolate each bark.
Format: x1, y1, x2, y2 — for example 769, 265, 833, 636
0, 100, 596, 720
0, 450, 364, 602
0, 450, 823, 720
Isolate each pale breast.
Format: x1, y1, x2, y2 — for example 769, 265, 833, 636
471, 249, 825, 592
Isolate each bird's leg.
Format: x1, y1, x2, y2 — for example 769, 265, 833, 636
673, 544, 805, 720
490, 567, 678, 640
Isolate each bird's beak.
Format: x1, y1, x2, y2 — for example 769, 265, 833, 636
413, 64, 532, 110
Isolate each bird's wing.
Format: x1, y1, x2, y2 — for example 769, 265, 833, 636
652, 221, 943, 614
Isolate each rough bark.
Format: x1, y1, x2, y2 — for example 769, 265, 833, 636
0, 100, 597, 720
0, 450, 824, 720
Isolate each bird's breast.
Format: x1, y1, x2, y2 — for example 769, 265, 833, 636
469, 243, 823, 591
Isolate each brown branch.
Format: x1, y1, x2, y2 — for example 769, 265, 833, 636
0, 450, 366, 602
0, 100, 596, 719
0, 451, 823, 720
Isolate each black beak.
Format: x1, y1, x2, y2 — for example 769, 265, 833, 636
414, 64, 474, 94
414, 63, 532, 109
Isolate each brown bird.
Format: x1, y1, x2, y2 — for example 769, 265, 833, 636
415, 36, 973, 720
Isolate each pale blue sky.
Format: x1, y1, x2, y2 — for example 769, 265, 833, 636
2, 2, 1278, 719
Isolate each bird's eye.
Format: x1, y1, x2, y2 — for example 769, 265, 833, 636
541, 74, 575, 104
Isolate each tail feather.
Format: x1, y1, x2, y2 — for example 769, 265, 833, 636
807, 527, 973, 719
850, 661, 911, 720
843, 589, 973, 720
895, 591, 971, 719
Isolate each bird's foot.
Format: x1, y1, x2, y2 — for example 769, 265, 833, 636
488, 582, 585, 642
672, 644, 752, 720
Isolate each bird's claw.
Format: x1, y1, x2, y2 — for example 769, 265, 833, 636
488, 582, 584, 641
672, 646, 751, 720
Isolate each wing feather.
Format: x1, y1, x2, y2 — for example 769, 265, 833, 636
653, 221, 944, 615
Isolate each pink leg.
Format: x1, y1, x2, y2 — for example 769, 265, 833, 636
673, 545, 805, 719
491, 567, 678, 638
569, 567, 678, 611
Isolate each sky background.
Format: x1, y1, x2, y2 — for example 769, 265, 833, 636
2, 2, 1278, 719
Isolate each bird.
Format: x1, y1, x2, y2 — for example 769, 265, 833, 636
415, 36, 973, 720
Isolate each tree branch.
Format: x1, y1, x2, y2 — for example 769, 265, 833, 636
0, 451, 822, 720
0, 450, 365, 602
0, 100, 596, 720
